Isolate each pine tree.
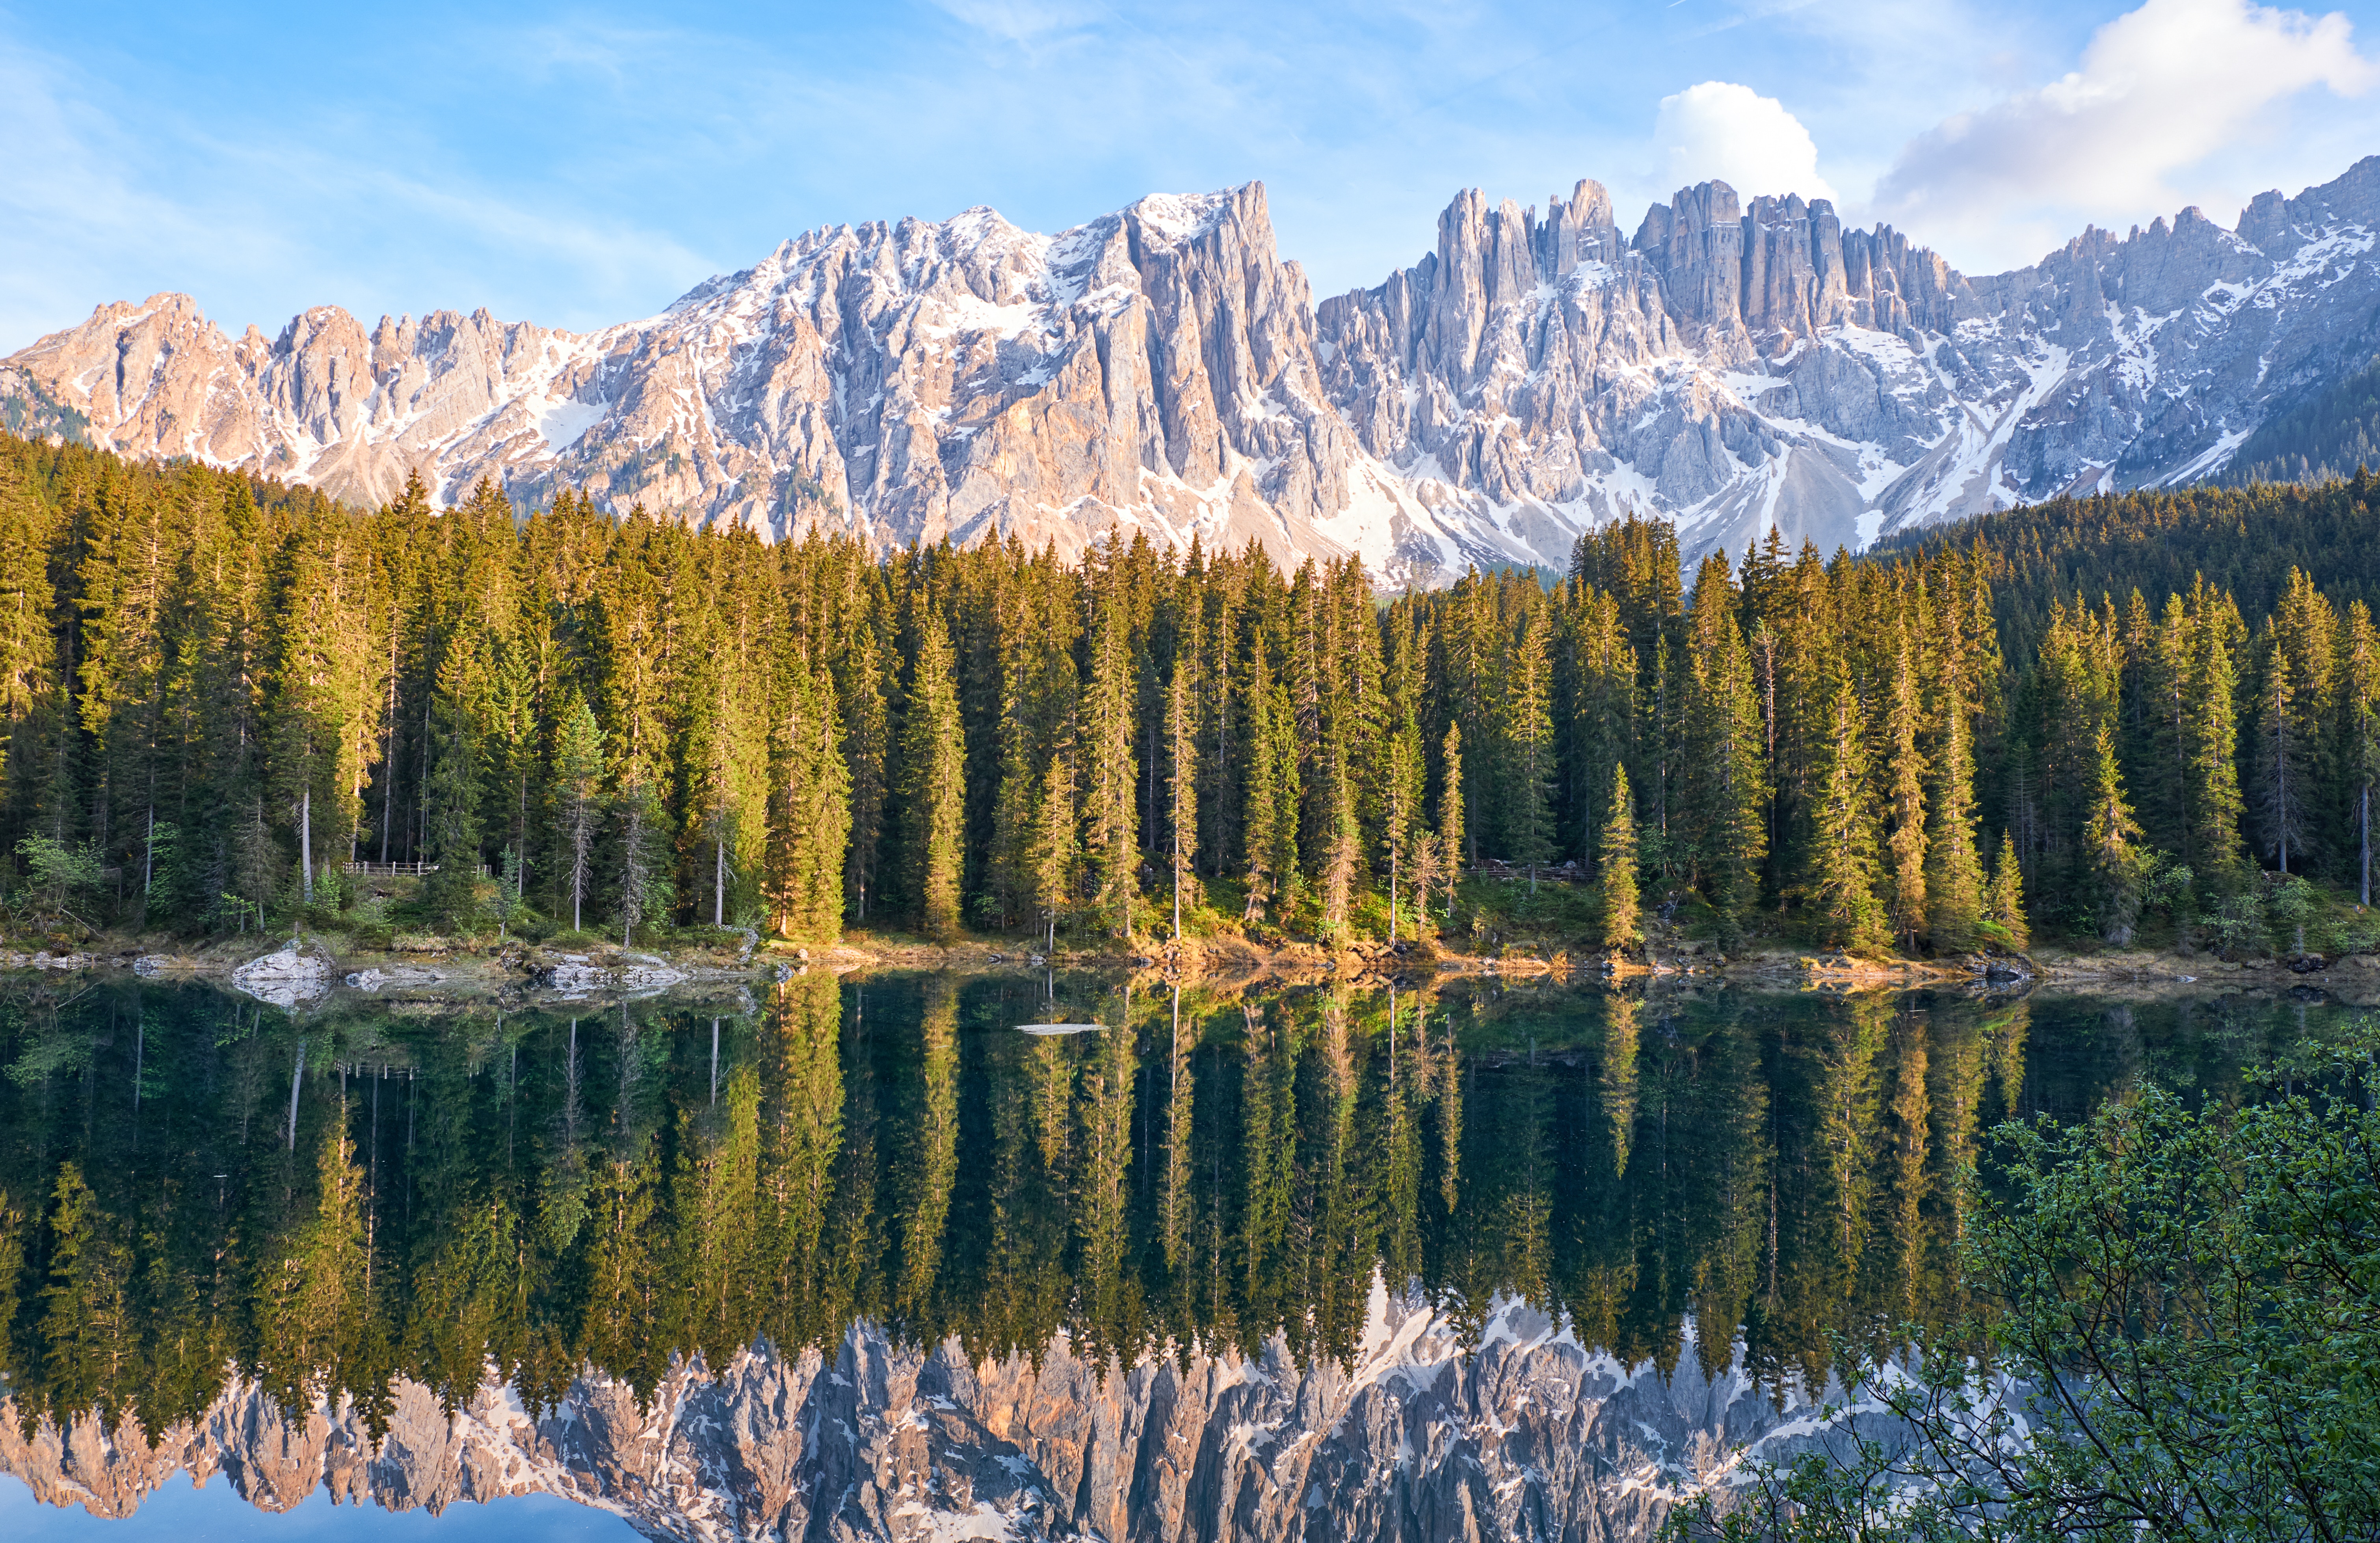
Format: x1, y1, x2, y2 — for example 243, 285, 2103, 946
900, 617, 966, 941
1809, 675, 1890, 954
1599, 763, 1640, 951
552, 690, 605, 934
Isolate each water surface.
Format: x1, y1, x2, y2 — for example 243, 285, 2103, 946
0, 973, 2349, 1533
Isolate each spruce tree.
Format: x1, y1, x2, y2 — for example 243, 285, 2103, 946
899, 618, 966, 941
1882, 632, 1930, 949
2342, 600, 2380, 906
422, 634, 484, 931
774, 662, 850, 944
1436, 721, 1465, 922
2189, 586, 2250, 893
1080, 573, 1139, 939
1504, 601, 1555, 887
2082, 723, 2149, 945
552, 690, 604, 934
1166, 664, 1198, 937
1240, 652, 1287, 923
1682, 570, 1767, 939
1599, 762, 1640, 951
1030, 746, 1077, 951
1986, 829, 2031, 950
1809, 675, 1890, 954
615, 771, 669, 947
1317, 745, 1361, 944
1925, 639, 1986, 952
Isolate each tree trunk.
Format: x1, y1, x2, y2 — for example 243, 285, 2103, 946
287, 1043, 306, 1152
715, 833, 726, 927
300, 783, 314, 902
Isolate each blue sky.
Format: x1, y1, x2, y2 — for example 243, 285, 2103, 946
4, 0, 2378, 348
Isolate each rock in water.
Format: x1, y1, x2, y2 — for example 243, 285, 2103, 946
230, 942, 331, 1007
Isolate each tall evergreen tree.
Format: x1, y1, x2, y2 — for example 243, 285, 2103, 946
1435, 721, 1465, 923
1809, 676, 1890, 953
1882, 629, 1930, 949
1080, 568, 1139, 939
1926, 622, 1986, 952
899, 617, 967, 940
2082, 723, 2149, 944
1503, 601, 1555, 884
1682, 562, 1768, 939
422, 633, 485, 929
2342, 600, 2380, 906
1166, 663, 1198, 938
1238, 651, 1290, 924
1030, 744, 1077, 950
2188, 582, 2250, 894
552, 690, 604, 934
1599, 763, 1640, 951
1987, 829, 2031, 950
771, 661, 850, 943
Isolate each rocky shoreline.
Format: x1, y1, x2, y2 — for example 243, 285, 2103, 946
6, 924, 2375, 1010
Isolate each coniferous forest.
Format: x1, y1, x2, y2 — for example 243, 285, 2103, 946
0, 427, 2375, 958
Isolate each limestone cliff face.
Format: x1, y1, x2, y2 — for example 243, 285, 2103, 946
9, 158, 2380, 582
1315, 156, 2380, 567
0, 1290, 1852, 1541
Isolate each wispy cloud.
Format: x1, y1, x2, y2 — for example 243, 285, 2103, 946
1869, 0, 2378, 270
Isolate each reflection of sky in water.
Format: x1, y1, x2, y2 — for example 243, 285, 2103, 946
0, 1473, 636, 1539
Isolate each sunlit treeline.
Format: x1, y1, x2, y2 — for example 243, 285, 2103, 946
1, 431, 2371, 955
3, 976, 2268, 1445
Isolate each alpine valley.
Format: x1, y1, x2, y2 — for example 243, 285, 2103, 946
6, 158, 2380, 582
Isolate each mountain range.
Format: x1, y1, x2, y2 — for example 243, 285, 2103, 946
6, 157, 2378, 582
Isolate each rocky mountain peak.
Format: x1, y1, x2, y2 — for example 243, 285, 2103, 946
7, 157, 2380, 584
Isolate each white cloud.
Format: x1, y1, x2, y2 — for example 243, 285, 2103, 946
1873, 0, 2376, 269
1652, 81, 1837, 203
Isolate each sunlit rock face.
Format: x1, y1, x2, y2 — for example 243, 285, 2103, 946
0, 1287, 1859, 1541
9, 157, 2378, 583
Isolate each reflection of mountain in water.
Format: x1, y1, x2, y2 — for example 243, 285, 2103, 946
0, 975, 2306, 1536
6, 1290, 1862, 1541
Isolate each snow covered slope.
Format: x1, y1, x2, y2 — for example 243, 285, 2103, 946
7, 158, 2378, 583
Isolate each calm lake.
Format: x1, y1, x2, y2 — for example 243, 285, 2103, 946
0, 974, 2352, 1539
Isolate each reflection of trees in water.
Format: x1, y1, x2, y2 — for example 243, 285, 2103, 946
0, 978, 2308, 1444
